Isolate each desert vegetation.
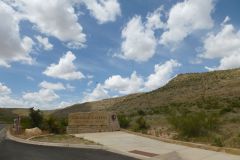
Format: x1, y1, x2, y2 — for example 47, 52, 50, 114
20, 108, 68, 134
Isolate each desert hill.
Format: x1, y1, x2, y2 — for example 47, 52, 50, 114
53, 68, 240, 117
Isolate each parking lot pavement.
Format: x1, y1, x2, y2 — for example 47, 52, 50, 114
75, 131, 240, 160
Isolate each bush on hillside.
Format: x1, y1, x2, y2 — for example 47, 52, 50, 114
118, 114, 131, 128
133, 116, 149, 132
168, 111, 219, 138
42, 116, 68, 134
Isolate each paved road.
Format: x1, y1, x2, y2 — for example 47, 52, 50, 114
0, 124, 6, 141
0, 126, 137, 160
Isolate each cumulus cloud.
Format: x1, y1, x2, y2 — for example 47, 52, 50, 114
0, 1, 34, 67
160, 0, 215, 46
0, 83, 11, 95
83, 59, 181, 102
145, 59, 181, 90
104, 71, 144, 94
23, 88, 59, 103
0, 96, 26, 108
121, 16, 157, 62
39, 81, 65, 90
58, 101, 74, 109
43, 51, 85, 80
200, 20, 240, 70
16, 0, 86, 49
120, 7, 164, 62
35, 35, 53, 51
80, 0, 121, 24
0, 82, 26, 108
82, 84, 110, 102
146, 6, 165, 30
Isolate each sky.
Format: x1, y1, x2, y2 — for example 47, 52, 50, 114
0, 0, 240, 109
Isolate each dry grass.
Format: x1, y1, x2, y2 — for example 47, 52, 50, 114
31, 134, 98, 145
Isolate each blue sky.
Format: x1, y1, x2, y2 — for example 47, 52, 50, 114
0, 0, 240, 109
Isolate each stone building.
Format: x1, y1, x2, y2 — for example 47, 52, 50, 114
67, 111, 120, 134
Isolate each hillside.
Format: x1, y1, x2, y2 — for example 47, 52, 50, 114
0, 108, 53, 123
54, 68, 240, 117
52, 68, 240, 148
0, 108, 30, 123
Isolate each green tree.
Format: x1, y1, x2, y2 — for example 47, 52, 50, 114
29, 108, 43, 128
118, 114, 130, 128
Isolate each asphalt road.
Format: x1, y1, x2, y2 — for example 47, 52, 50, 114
0, 126, 138, 160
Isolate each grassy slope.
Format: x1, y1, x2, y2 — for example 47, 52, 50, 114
0, 108, 54, 123
52, 68, 240, 148
54, 68, 240, 116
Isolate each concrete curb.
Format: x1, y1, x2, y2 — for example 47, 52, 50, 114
6, 131, 105, 150
121, 129, 240, 156
27, 134, 54, 140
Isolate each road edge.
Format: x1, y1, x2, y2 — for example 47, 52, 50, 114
6, 130, 105, 149
6, 130, 142, 159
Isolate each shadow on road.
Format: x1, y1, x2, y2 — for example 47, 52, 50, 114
0, 135, 138, 160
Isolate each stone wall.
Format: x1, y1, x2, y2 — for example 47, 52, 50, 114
67, 111, 120, 134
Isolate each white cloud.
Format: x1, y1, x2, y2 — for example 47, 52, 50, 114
0, 1, 34, 67
146, 6, 165, 30
0, 96, 26, 108
0, 83, 11, 95
160, 0, 215, 46
120, 7, 165, 62
0, 82, 26, 108
23, 88, 59, 103
43, 51, 85, 80
103, 71, 144, 94
83, 59, 180, 102
145, 59, 181, 90
82, 84, 109, 102
121, 16, 157, 62
16, 0, 86, 48
35, 35, 53, 50
80, 0, 121, 24
200, 21, 240, 70
39, 81, 65, 90
58, 101, 73, 109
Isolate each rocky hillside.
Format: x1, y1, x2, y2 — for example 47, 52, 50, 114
53, 68, 240, 117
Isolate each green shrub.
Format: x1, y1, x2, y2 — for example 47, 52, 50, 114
219, 107, 233, 115
133, 116, 149, 132
230, 99, 240, 108
168, 111, 219, 138
43, 116, 67, 134
212, 137, 224, 147
118, 114, 130, 128
137, 110, 145, 116
20, 117, 31, 129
